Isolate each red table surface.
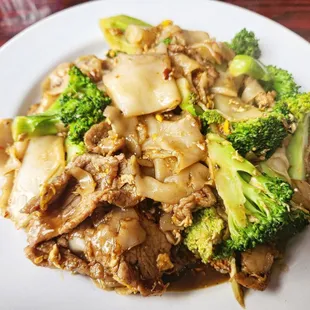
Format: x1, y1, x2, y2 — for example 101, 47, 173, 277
1, 0, 310, 47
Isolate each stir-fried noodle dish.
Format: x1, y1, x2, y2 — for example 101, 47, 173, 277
1, 15, 310, 306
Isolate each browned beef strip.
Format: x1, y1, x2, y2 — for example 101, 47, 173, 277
26, 207, 171, 296
84, 122, 125, 156
25, 236, 122, 290
25, 239, 92, 277
162, 185, 216, 228
234, 244, 278, 291
24, 154, 143, 246
80, 208, 170, 296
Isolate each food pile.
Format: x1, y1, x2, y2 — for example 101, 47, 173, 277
1, 15, 310, 306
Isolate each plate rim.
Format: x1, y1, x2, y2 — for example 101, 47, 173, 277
1, 0, 310, 55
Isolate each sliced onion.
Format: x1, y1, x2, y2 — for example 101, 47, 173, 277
3, 145, 22, 174
42, 63, 72, 95
292, 179, 310, 210
125, 25, 156, 46
264, 146, 291, 183
230, 258, 245, 308
191, 42, 223, 64
68, 235, 86, 253
211, 71, 238, 97
241, 77, 265, 104
118, 218, 146, 251
182, 30, 210, 45
170, 53, 201, 75
69, 166, 96, 195
214, 94, 262, 121
93, 208, 146, 254
159, 213, 179, 232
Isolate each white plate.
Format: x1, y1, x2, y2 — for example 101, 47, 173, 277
0, 1, 309, 309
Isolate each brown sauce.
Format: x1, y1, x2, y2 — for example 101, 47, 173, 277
164, 264, 229, 292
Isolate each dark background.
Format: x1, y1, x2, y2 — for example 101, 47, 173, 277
1, 0, 310, 47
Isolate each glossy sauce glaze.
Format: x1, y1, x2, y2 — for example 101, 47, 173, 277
164, 264, 229, 292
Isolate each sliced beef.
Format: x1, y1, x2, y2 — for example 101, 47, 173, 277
80, 208, 170, 296
234, 244, 278, 291
25, 236, 122, 290
26, 207, 171, 296
123, 215, 171, 278
25, 240, 92, 277
162, 185, 216, 227
104, 156, 142, 208
168, 245, 198, 275
24, 154, 143, 246
84, 122, 125, 156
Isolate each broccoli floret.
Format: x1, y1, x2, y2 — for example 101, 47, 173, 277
227, 117, 287, 159
56, 66, 111, 143
12, 66, 111, 154
207, 133, 295, 257
184, 207, 225, 263
199, 102, 295, 159
282, 92, 310, 121
200, 110, 225, 127
228, 28, 261, 59
226, 104, 295, 159
262, 65, 300, 100
283, 93, 310, 180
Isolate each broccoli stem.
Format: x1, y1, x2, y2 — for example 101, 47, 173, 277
12, 66, 110, 147
207, 133, 295, 256
12, 114, 61, 141
99, 15, 151, 54
287, 114, 310, 180
65, 137, 86, 163
229, 55, 270, 81
207, 133, 256, 229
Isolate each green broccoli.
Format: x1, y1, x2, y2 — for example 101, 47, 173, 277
200, 110, 226, 127
207, 133, 300, 257
226, 103, 295, 159
284, 93, 310, 180
65, 137, 86, 163
262, 65, 300, 100
184, 207, 225, 263
228, 28, 261, 59
12, 66, 111, 146
196, 99, 295, 159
